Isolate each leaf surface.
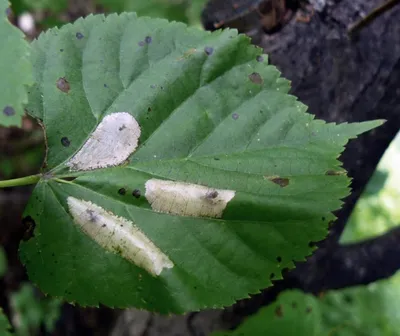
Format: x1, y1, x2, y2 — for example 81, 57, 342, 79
0, 0, 33, 127
21, 13, 382, 313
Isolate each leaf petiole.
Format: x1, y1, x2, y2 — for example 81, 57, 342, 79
0, 174, 41, 188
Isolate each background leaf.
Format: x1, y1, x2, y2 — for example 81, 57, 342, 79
0, 308, 12, 336
212, 274, 400, 336
21, 13, 382, 313
0, 0, 33, 127
341, 130, 400, 243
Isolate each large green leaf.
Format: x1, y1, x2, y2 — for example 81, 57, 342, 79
0, 0, 33, 127
20, 12, 381, 313
213, 272, 400, 336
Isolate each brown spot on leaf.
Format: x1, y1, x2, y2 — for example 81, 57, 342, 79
275, 305, 283, 318
249, 72, 263, 85
266, 176, 290, 187
325, 170, 346, 176
56, 77, 70, 93
61, 137, 70, 147
22, 216, 36, 241
132, 189, 141, 198
3, 106, 15, 116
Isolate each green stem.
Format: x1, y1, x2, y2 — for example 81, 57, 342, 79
0, 174, 41, 188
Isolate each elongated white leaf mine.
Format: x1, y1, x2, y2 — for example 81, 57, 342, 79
67, 112, 141, 171
67, 197, 173, 276
145, 179, 235, 218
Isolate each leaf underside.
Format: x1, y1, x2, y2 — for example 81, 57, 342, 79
0, 0, 33, 127
21, 12, 382, 313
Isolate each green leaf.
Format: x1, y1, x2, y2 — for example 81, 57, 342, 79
98, 0, 189, 23
213, 272, 400, 336
21, 13, 382, 313
341, 130, 400, 243
22, 0, 67, 12
0, 0, 33, 127
0, 308, 12, 336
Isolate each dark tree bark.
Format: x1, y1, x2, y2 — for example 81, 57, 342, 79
111, 0, 400, 335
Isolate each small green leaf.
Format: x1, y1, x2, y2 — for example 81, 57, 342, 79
341, 130, 400, 243
98, 0, 189, 23
0, 308, 12, 336
0, 0, 33, 127
213, 272, 400, 336
21, 13, 382, 313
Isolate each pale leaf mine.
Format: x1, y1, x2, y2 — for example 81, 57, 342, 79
67, 197, 174, 276
145, 179, 235, 218
67, 112, 141, 171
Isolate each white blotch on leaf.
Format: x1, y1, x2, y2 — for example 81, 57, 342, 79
67, 197, 173, 276
67, 112, 141, 171
145, 179, 235, 218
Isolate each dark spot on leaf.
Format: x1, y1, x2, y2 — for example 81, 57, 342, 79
266, 176, 289, 187
344, 295, 353, 304
147, 107, 152, 112
325, 170, 346, 176
308, 241, 316, 248
291, 302, 297, 309
214, 157, 220, 161
206, 190, 218, 199
160, 86, 164, 90
3, 106, 15, 116
86, 209, 98, 222
132, 189, 141, 198
76, 32, 84, 39
138, 40, 145, 47
150, 84, 156, 89
60, 48, 64, 52
61, 137, 70, 147
249, 72, 263, 85
145, 36, 152, 44
322, 217, 326, 221
22, 216, 36, 241
102, 224, 106, 228
306, 306, 312, 313
276, 256, 282, 263
56, 77, 70, 93
275, 305, 283, 317
270, 273, 275, 279
119, 125, 126, 131
204, 46, 214, 55
256, 55, 264, 62
118, 188, 126, 195
104, 84, 108, 88
232, 113, 239, 120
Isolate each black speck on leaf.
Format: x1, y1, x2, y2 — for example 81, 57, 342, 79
76, 32, 84, 39
204, 46, 214, 55
308, 241, 316, 248
249, 72, 263, 85
145, 36, 152, 44
147, 107, 152, 112
276, 256, 282, 263
118, 188, 126, 195
270, 273, 275, 279
138, 40, 145, 47
206, 190, 218, 199
60, 48, 64, 52
22, 216, 36, 241
214, 157, 220, 161
56, 77, 70, 93
322, 217, 326, 221
306, 307, 312, 313
119, 124, 126, 131
104, 83, 108, 88
3, 106, 15, 116
232, 113, 239, 120
132, 189, 141, 198
61, 137, 70, 147
256, 55, 264, 62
